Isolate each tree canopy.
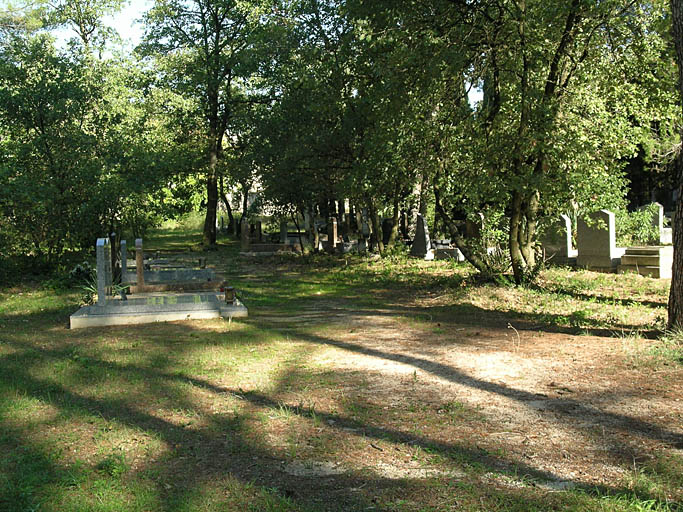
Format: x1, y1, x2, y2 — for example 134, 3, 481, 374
0, 0, 680, 286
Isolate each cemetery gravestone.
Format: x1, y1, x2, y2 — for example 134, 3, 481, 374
280, 220, 288, 244
120, 240, 127, 274
96, 238, 112, 305
381, 218, 393, 246
410, 214, 432, 259
576, 209, 625, 271
540, 214, 576, 266
241, 220, 250, 251
328, 217, 338, 252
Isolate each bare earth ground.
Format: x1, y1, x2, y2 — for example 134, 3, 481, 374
196, 254, 681, 509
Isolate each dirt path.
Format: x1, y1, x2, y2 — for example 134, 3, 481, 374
258, 300, 683, 495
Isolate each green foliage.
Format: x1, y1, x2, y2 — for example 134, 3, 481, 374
614, 204, 663, 247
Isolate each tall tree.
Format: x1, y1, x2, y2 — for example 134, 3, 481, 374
668, 0, 683, 328
141, 0, 269, 246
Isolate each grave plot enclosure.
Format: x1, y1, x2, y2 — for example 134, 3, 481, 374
70, 238, 247, 328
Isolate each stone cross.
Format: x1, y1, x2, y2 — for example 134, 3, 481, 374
410, 214, 431, 258
135, 238, 145, 286
96, 238, 112, 306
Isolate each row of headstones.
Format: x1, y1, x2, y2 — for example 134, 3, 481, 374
240, 214, 377, 253
544, 203, 670, 269
96, 238, 146, 306
407, 203, 670, 268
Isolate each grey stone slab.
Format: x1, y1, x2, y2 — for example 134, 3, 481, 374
70, 293, 248, 328
280, 220, 288, 244
577, 210, 623, 270
120, 240, 127, 271
435, 248, 465, 262
241, 220, 250, 251
96, 238, 112, 306
618, 245, 672, 279
541, 214, 577, 266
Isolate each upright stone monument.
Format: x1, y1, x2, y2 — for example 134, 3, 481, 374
135, 238, 145, 286
328, 217, 338, 252
576, 209, 625, 271
381, 218, 393, 246
410, 214, 432, 259
400, 210, 408, 239
96, 238, 112, 306
540, 214, 577, 266
120, 240, 127, 274
280, 220, 288, 244
241, 220, 250, 251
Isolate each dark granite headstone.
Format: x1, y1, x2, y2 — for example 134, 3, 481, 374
410, 214, 431, 258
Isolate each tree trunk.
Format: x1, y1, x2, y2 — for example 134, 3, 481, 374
434, 182, 488, 272
203, 171, 218, 246
220, 175, 234, 234
418, 173, 429, 217
510, 191, 525, 282
668, 0, 683, 328
368, 198, 384, 254
307, 205, 319, 252
387, 189, 400, 246
510, 189, 540, 284
669, 158, 683, 328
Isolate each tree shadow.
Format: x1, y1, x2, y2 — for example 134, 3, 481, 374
0, 261, 677, 511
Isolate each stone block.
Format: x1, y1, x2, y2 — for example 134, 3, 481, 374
70, 293, 247, 329
577, 210, 623, 271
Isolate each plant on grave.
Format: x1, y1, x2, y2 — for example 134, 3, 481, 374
78, 274, 99, 306
614, 204, 662, 247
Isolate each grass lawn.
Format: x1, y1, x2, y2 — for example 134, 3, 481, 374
1, 225, 682, 511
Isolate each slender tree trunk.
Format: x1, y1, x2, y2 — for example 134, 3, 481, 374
668, 0, 683, 328
203, 168, 218, 246
510, 191, 524, 282
368, 198, 384, 254
388, 188, 400, 246
220, 175, 234, 234
418, 173, 429, 217
434, 183, 487, 272
292, 210, 305, 254
241, 182, 249, 218
307, 205, 319, 253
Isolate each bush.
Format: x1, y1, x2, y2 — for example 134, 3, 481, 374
614, 205, 661, 247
